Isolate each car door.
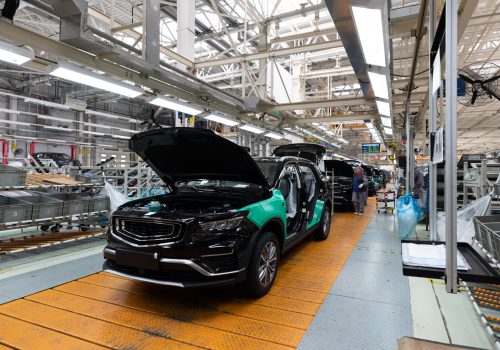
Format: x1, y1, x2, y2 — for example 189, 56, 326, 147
299, 162, 326, 231
276, 162, 306, 241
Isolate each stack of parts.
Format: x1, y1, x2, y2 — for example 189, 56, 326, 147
402, 243, 471, 271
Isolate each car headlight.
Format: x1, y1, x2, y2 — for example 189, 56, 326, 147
197, 212, 247, 233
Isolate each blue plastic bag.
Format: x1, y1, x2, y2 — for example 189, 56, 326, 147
396, 194, 421, 239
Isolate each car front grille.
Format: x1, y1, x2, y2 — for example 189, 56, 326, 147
113, 217, 185, 246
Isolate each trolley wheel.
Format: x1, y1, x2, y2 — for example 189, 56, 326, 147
80, 225, 89, 232
40, 225, 50, 232
66, 225, 73, 230
50, 225, 60, 233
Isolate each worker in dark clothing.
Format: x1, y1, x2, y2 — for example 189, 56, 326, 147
1, 0, 20, 21
352, 166, 368, 215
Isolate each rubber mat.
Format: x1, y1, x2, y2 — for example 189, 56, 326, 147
0, 199, 376, 349
0, 230, 105, 255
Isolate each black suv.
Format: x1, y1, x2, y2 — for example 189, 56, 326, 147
32, 152, 82, 167
324, 160, 355, 210
103, 128, 332, 297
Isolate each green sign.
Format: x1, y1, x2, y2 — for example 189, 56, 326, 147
362, 143, 380, 153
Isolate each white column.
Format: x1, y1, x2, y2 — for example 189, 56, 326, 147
445, 0, 458, 294
177, 0, 195, 72
142, 0, 160, 67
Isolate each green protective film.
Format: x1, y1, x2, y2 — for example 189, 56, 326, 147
238, 189, 287, 232
307, 199, 325, 230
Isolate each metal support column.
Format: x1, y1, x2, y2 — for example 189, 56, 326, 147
142, 0, 160, 67
405, 101, 412, 193
428, 0, 438, 241
445, 0, 458, 293
257, 23, 268, 99
177, 0, 195, 72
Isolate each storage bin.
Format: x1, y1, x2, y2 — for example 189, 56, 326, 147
0, 165, 27, 187
88, 195, 110, 212
38, 192, 93, 216
19, 195, 64, 220
473, 215, 500, 261
0, 196, 32, 223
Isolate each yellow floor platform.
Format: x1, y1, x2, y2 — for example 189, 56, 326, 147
0, 200, 376, 350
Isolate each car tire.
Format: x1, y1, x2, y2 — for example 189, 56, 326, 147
314, 206, 331, 241
245, 232, 280, 298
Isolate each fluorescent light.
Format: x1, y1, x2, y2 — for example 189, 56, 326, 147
384, 127, 393, 135
0, 41, 34, 65
380, 116, 392, 127
25, 97, 72, 110
312, 122, 320, 126
264, 132, 284, 140
112, 135, 130, 139
367, 71, 389, 99
37, 114, 71, 123
50, 62, 144, 98
44, 125, 74, 132
149, 96, 203, 116
376, 100, 391, 116
366, 122, 374, 130
337, 137, 349, 144
204, 114, 239, 126
85, 110, 136, 123
351, 6, 386, 67
239, 124, 265, 134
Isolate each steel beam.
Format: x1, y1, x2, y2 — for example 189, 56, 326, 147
194, 39, 343, 69
284, 114, 377, 124
0, 21, 240, 116
445, 0, 458, 294
259, 97, 373, 112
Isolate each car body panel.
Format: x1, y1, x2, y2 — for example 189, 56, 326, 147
307, 199, 324, 229
129, 127, 270, 189
237, 189, 287, 232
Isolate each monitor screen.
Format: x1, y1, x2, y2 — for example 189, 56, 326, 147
361, 143, 380, 153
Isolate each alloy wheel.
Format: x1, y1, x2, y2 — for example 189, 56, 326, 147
258, 241, 278, 287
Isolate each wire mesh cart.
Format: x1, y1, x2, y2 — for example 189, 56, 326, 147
376, 190, 396, 214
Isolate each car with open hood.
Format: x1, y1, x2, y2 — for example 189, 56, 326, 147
103, 128, 332, 297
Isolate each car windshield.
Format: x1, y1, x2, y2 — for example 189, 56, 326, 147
255, 161, 279, 186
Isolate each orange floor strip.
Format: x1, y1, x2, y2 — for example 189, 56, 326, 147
0, 198, 377, 350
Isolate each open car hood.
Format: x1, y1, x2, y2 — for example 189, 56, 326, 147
323, 160, 354, 177
272, 143, 326, 164
129, 128, 270, 189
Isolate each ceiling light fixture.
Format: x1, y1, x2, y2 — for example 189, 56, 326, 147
376, 100, 391, 116
50, 62, 145, 98
264, 132, 284, 140
204, 113, 239, 126
351, 6, 386, 67
384, 127, 393, 135
239, 124, 265, 134
367, 71, 389, 99
25, 97, 72, 110
0, 41, 34, 65
85, 110, 136, 123
149, 96, 203, 116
